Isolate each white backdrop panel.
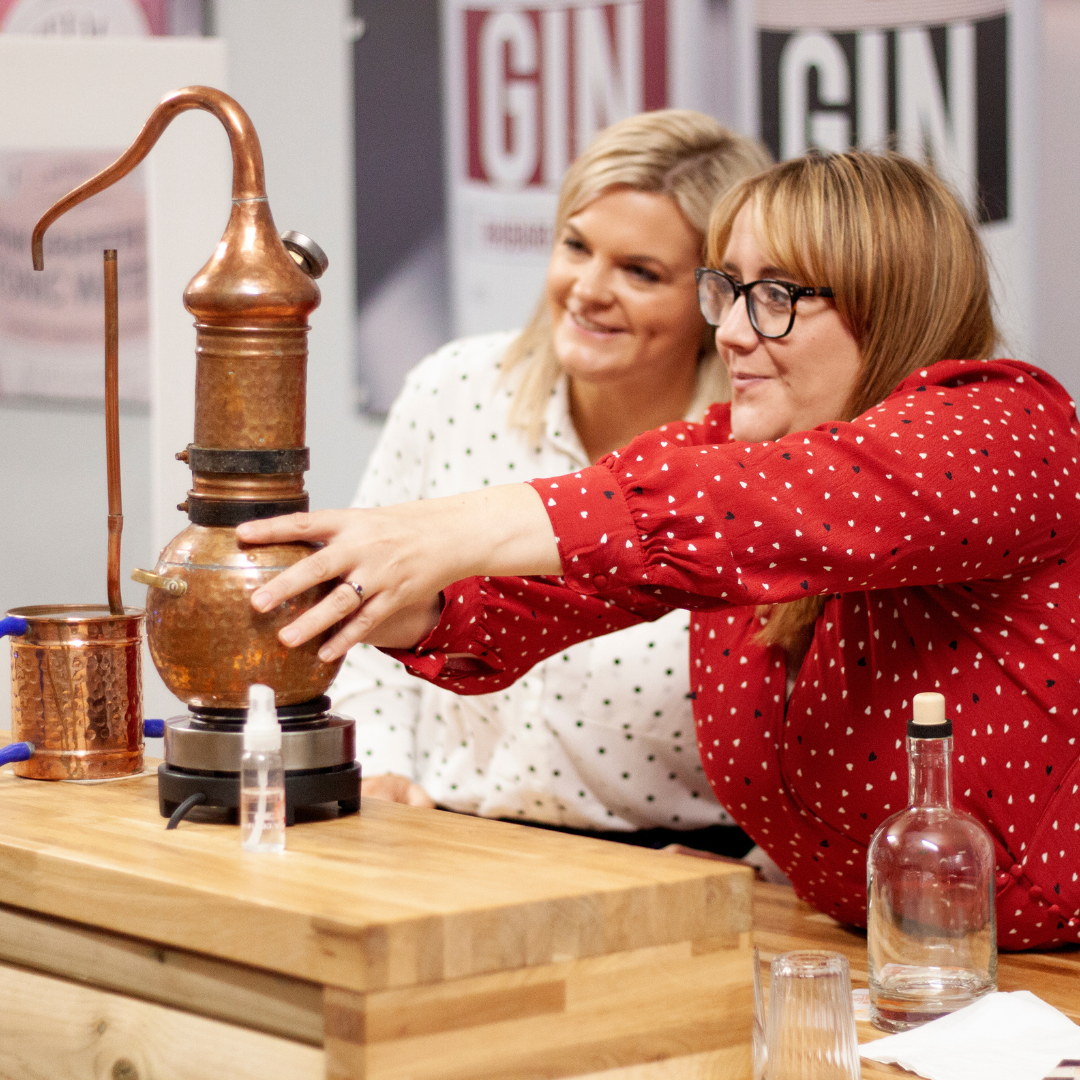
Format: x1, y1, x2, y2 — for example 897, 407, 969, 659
0, 34, 229, 727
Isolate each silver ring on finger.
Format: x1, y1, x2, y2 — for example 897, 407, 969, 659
343, 579, 364, 606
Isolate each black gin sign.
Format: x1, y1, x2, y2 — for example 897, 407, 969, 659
741, 1, 1009, 223
735, 0, 1036, 362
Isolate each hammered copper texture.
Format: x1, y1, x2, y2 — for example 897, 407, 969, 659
33, 87, 320, 517
146, 526, 343, 709
193, 326, 308, 449
7, 606, 144, 780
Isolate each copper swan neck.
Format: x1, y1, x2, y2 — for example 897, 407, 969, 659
31, 84, 318, 329
32, 85, 265, 271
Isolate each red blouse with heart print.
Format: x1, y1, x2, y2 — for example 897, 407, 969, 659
388, 359, 1080, 950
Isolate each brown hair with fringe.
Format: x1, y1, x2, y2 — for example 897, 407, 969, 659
502, 109, 771, 444
704, 151, 997, 657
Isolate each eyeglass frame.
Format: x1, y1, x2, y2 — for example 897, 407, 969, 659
695, 267, 834, 340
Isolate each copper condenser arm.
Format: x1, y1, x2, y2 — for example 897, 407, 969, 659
104, 249, 123, 615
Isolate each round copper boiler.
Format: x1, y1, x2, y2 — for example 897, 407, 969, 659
146, 526, 342, 709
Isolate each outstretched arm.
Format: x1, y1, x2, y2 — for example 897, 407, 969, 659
236, 483, 562, 661
241, 360, 1077, 673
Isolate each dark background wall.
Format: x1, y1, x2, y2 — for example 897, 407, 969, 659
352, 0, 445, 311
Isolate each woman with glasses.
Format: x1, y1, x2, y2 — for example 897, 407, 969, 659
325, 110, 772, 859
241, 151, 1080, 949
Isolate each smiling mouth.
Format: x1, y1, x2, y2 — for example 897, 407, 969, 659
731, 372, 770, 387
568, 310, 623, 335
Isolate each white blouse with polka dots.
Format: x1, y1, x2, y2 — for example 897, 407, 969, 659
330, 332, 734, 830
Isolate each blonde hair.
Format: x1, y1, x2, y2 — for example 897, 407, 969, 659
503, 110, 771, 442
704, 151, 996, 655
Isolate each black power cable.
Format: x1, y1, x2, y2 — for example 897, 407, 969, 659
165, 791, 207, 830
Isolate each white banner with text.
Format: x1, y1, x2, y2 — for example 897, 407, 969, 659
442, 0, 709, 337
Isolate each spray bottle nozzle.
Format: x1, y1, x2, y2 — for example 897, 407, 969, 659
244, 683, 281, 752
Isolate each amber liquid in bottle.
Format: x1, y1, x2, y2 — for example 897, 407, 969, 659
867, 692, 997, 1032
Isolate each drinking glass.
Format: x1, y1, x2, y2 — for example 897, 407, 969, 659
765, 950, 860, 1080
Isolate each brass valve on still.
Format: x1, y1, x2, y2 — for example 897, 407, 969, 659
130, 569, 187, 597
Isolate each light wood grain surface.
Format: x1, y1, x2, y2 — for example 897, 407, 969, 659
2, 737, 1075, 1080
0, 754, 751, 995
0, 902, 324, 1044
0, 961, 323, 1080
0, 739, 754, 1079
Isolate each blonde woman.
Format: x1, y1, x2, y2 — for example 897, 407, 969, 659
330, 110, 770, 855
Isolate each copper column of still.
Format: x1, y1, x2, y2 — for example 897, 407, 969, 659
32, 86, 342, 709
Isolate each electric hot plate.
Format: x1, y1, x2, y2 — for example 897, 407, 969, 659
158, 695, 360, 826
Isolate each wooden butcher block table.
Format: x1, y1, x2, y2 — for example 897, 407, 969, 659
0, 746, 753, 1080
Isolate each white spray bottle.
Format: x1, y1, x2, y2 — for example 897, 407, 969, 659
241, 683, 286, 852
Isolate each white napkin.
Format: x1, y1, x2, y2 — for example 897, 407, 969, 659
860, 991, 1080, 1080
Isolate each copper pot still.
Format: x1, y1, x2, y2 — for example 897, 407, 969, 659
5, 606, 144, 779
32, 87, 343, 710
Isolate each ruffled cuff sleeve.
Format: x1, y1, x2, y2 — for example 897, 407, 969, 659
526, 465, 646, 595
382, 576, 506, 683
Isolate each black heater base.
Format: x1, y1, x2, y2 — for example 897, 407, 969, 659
158, 761, 361, 827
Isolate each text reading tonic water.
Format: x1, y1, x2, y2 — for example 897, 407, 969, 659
867, 692, 996, 1032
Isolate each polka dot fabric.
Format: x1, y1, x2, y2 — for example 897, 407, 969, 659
391, 360, 1080, 950
334, 332, 732, 830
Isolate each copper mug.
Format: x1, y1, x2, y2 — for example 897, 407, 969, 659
1, 605, 144, 780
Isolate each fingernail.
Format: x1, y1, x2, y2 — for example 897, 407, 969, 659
318, 645, 335, 662
280, 627, 299, 646
252, 590, 271, 612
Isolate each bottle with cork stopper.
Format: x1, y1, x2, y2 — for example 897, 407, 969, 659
867, 692, 997, 1031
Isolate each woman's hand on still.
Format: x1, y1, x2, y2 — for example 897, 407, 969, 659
235, 484, 561, 661
361, 773, 436, 809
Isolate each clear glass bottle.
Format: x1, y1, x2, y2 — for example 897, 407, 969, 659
240, 683, 286, 853
867, 692, 996, 1031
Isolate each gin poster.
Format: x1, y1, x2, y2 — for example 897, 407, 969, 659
441, 0, 709, 338
733, 0, 1039, 362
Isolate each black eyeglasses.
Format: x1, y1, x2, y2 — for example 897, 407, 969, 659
695, 268, 834, 340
